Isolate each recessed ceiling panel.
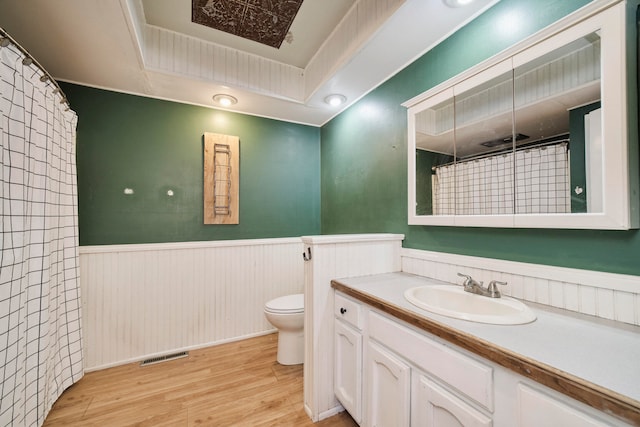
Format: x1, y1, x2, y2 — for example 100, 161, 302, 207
0, 0, 500, 125
192, 0, 303, 48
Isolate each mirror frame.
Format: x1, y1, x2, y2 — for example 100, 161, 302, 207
404, 0, 638, 230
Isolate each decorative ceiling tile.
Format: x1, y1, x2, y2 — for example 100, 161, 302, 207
192, 0, 304, 49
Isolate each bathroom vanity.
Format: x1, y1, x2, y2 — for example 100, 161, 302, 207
332, 273, 640, 426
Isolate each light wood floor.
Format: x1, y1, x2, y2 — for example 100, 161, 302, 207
44, 333, 357, 426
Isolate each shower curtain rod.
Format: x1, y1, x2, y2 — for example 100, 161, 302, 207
431, 138, 569, 172
0, 26, 70, 109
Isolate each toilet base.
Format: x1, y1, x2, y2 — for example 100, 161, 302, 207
276, 330, 304, 365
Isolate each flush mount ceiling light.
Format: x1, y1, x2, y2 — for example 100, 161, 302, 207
443, 0, 474, 7
212, 94, 238, 107
324, 94, 347, 107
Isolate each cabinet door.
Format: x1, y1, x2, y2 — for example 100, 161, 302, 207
367, 342, 410, 427
412, 374, 492, 427
335, 319, 362, 423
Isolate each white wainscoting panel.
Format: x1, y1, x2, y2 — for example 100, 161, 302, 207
401, 248, 640, 326
302, 234, 404, 422
80, 238, 304, 370
143, 26, 305, 101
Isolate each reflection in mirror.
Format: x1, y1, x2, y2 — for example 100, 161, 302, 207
415, 70, 517, 217
452, 70, 514, 215
407, 2, 636, 229
514, 31, 601, 215
415, 97, 454, 216
414, 32, 603, 218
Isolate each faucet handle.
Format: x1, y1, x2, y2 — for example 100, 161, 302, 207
487, 280, 507, 298
457, 273, 471, 285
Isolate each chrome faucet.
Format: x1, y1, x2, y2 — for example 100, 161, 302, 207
457, 273, 506, 298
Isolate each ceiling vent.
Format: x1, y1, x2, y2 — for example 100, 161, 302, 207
480, 133, 529, 148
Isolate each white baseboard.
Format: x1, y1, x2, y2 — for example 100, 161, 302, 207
84, 330, 277, 372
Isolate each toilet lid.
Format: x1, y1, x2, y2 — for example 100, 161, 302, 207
265, 293, 304, 313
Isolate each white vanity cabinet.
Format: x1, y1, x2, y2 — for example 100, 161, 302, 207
367, 341, 411, 427
369, 310, 494, 427
335, 290, 495, 427
334, 292, 363, 424
333, 287, 635, 426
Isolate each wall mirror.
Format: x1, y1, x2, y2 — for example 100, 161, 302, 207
405, 0, 638, 229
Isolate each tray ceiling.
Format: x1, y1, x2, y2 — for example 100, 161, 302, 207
142, 0, 355, 68
0, 0, 499, 126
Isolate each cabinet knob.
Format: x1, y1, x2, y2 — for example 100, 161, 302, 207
340, 307, 347, 315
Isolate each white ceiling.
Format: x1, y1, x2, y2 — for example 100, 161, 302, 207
142, 0, 355, 68
0, 0, 499, 126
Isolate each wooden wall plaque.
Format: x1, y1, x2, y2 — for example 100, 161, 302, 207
204, 132, 239, 224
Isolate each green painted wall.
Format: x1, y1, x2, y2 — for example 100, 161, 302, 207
321, 0, 640, 276
62, 83, 320, 246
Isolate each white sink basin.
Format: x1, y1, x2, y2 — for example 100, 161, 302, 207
404, 285, 536, 325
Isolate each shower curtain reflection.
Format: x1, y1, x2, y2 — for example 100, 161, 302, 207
432, 143, 570, 215
1, 33, 83, 426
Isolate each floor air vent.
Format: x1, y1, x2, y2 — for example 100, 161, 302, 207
140, 351, 188, 366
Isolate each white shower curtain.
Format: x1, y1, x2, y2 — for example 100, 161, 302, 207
1, 37, 83, 426
433, 143, 570, 215
514, 143, 571, 214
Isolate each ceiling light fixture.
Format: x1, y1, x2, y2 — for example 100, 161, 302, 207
212, 94, 238, 107
324, 94, 347, 107
443, 0, 474, 7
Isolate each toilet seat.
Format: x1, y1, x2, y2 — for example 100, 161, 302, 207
265, 293, 304, 314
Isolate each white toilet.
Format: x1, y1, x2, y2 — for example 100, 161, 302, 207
264, 293, 304, 365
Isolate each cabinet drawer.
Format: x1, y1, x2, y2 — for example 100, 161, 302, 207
369, 311, 494, 412
335, 292, 363, 330
517, 384, 614, 427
